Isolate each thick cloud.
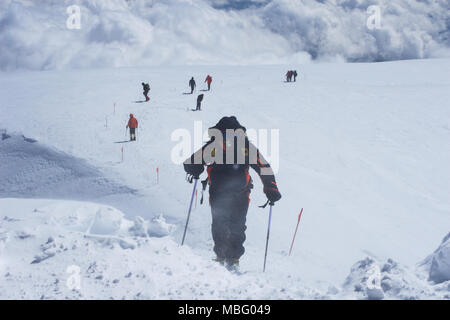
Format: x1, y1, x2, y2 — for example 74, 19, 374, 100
258, 0, 450, 61
0, 0, 448, 70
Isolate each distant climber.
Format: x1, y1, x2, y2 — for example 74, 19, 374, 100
142, 82, 150, 102
126, 114, 138, 141
189, 77, 196, 94
293, 70, 298, 82
286, 70, 292, 82
205, 75, 213, 91
194, 94, 204, 111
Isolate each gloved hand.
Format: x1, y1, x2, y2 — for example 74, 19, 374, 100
186, 174, 199, 184
265, 187, 281, 204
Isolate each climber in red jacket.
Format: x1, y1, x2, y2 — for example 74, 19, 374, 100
126, 114, 138, 141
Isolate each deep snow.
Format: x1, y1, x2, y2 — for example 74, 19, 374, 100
0, 198, 324, 299
0, 58, 449, 299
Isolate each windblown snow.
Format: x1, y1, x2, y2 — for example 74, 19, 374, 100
0, 58, 449, 299
0, 0, 449, 71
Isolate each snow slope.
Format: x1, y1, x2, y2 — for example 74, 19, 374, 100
0, 58, 449, 299
0, 0, 449, 70
0, 133, 134, 199
0, 198, 323, 299
1, 198, 447, 299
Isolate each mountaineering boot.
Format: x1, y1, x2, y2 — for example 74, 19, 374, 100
213, 256, 225, 265
225, 258, 239, 272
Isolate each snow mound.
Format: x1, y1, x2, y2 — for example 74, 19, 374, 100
128, 215, 176, 238
0, 198, 321, 299
422, 233, 450, 284
89, 207, 125, 236
0, 132, 134, 200
1, 0, 449, 70
128, 216, 149, 238
147, 215, 176, 238
342, 257, 449, 300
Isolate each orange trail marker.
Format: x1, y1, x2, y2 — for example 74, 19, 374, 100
156, 167, 159, 184
289, 208, 303, 256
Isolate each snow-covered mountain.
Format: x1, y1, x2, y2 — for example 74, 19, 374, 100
0, 0, 449, 70
0, 59, 449, 299
0, 0, 449, 301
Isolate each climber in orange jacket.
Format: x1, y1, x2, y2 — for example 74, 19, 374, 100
205, 75, 213, 91
126, 114, 138, 141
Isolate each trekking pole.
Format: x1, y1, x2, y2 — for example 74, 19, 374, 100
289, 208, 303, 256
181, 179, 198, 246
263, 204, 273, 272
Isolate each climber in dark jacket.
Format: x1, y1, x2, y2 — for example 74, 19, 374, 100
195, 94, 204, 111
189, 77, 196, 94
183, 116, 281, 269
142, 82, 150, 101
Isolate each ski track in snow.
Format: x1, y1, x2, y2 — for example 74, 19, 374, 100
0, 60, 449, 299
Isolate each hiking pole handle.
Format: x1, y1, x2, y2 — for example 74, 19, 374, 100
181, 179, 198, 246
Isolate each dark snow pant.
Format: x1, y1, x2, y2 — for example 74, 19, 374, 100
207, 83, 211, 91
130, 128, 136, 141
196, 100, 202, 111
210, 192, 249, 260
190, 86, 195, 94
144, 90, 149, 101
